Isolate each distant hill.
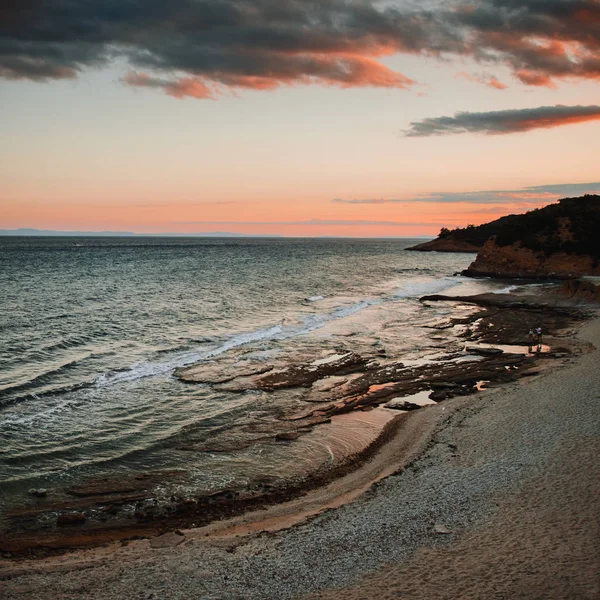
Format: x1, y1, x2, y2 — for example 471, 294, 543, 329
409, 195, 600, 278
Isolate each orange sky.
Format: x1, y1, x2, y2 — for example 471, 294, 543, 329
1, 1, 599, 236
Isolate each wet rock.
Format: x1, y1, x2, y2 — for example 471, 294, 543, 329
310, 376, 348, 393
275, 431, 302, 441
28, 488, 48, 498
57, 513, 87, 526
466, 346, 504, 356
430, 382, 458, 389
254, 352, 370, 390
150, 531, 185, 549
198, 489, 239, 504
385, 400, 422, 411
177, 362, 274, 385
429, 390, 447, 401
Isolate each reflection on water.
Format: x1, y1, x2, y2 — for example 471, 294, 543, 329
1, 237, 515, 512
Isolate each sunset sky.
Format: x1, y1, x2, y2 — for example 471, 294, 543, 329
1, 0, 599, 237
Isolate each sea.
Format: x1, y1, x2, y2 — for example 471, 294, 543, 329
0, 237, 513, 514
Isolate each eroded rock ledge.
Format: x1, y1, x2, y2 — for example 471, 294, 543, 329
464, 240, 600, 279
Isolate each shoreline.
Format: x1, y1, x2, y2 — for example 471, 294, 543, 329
0, 285, 593, 559
0, 303, 598, 597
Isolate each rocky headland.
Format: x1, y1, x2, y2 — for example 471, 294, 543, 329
409, 195, 600, 279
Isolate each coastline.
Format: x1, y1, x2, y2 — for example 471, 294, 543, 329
0, 286, 584, 558
0, 284, 589, 557
1, 288, 598, 598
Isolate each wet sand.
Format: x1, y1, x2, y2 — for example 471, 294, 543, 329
309, 316, 600, 600
1, 299, 598, 599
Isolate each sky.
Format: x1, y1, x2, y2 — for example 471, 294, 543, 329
1, 0, 599, 237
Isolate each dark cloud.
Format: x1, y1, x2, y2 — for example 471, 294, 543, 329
333, 182, 600, 204
0, 0, 598, 97
404, 105, 600, 136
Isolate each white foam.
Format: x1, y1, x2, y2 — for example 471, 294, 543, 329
93, 276, 461, 388
95, 325, 283, 387
306, 295, 325, 302
394, 277, 462, 299
492, 285, 518, 294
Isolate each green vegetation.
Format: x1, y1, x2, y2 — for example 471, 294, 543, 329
440, 195, 600, 261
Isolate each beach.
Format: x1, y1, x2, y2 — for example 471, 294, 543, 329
1, 297, 598, 599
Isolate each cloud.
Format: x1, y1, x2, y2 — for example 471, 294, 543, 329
404, 105, 600, 136
456, 71, 508, 90
1, 0, 598, 98
172, 219, 446, 227
123, 72, 216, 99
332, 181, 600, 205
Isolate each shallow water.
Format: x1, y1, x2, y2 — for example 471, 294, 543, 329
0, 237, 509, 510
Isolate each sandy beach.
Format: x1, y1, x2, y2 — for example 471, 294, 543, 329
1, 306, 599, 599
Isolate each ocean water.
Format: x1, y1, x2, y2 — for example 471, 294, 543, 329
0, 237, 504, 512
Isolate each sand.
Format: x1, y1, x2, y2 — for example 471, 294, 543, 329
1, 313, 599, 600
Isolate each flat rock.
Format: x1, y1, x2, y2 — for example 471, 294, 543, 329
253, 352, 370, 390
150, 531, 185, 549
466, 346, 504, 356
275, 431, 302, 441
311, 376, 348, 392
430, 381, 458, 389
385, 400, 422, 411
57, 513, 86, 526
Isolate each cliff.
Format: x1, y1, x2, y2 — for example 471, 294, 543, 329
409, 195, 600, 278
465, 241, 600, 278
464, 195, 600, 278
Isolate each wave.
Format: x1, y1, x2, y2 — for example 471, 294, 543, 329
0, 356, 93, 403
492, 285, 519, 294
0, 381, 92, 411
394, 267, 433, 274
17, 275, 463, 393
94, 297, 384, 388
394, 277, 461, 298
95, 325, 285, 387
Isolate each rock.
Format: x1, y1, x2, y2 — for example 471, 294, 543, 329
433, 523, 452, 534
466, 346, 504, 356
28, 488, 48, 497
310, 376, 348, 392
430, 382, 458, 389
384, 400, 422, 411
275, 431, 302, 441
429, 390, 447, 401
457, 195, 600, 279
57, 512, 87, 526
150, 531, 185, 549
247, 352, 370, 391
559, 279, 600, 302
